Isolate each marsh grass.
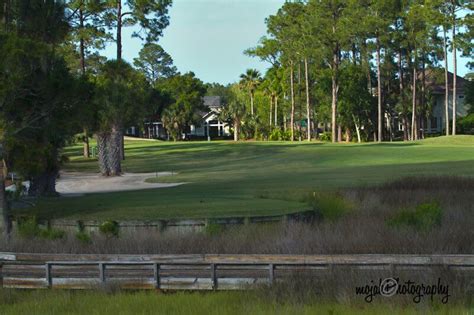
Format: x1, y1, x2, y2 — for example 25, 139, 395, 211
0, 288, 471, 315
2, 177, 473, 255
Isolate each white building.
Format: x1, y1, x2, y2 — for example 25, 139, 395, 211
189, 96, 231, 138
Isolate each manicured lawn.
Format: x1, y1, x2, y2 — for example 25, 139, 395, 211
15, 135, 474, 220
0, 290, 468, 315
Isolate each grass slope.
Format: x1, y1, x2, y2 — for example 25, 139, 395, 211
16, 136, 474, 220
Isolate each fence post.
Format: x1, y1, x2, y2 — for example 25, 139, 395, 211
45, 263, 52, 288
153, 263, 160, 289
268, 264, 275, 285
211, 264, 217, 290
0, 262, 3, 288
389, 264, 396, 275
99, 263, 106, 283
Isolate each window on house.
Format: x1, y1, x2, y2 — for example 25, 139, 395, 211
459, 95, 464, 99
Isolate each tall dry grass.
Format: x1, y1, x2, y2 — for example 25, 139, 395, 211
1, 176, 473, 255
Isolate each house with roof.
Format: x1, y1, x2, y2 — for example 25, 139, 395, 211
188, 96, 231, 138
425, 71, 469, 134
393, 70, 470, 135
127, 96, 231, 140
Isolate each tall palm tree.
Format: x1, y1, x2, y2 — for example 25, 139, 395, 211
239, 69, 262, 117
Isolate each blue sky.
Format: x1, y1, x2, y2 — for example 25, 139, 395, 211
103, 0, 471, 85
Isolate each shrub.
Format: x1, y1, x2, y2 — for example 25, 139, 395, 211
319, 132, 332, 142
17, 216, 40, 238
204, 221, 224, 236
269, 128, 292, 141
388, 202, 443, 231
99, 221, 120, 237
17, 217, 65, 239
39, 228, 66, 240
76, 231, 92, 244
309, 192, 351, 221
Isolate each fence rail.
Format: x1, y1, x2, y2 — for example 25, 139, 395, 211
1, 253, 473, 290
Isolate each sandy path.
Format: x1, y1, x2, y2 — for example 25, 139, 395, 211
56, 172, 183, 196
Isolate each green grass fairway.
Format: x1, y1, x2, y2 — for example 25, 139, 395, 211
0, 290, 468, 315
16, 135, 474, 220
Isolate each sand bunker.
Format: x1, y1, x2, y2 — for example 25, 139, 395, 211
56, 172, 183, 196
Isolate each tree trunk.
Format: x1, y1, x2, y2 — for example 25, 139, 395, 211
411, 58, 417, 141
97, 132, 110, 175
421, 58, 426, 139
269, 95, 273, 128
290, 61, 295, 141
376, 38, 382, 142
337, 125, 342, 142
443, 27, 450, 136
0, 159, 8, 235
108, 125, 122, 176
353, 115, 361, 143
250, 92, 254, 117
274, 95, 278, 127
452, 17, 457, 135
233, 118, 239, 141
398, 50, 408, 141
79, 8, 90, 158
331, 49, 339, 143
116, 0, 122, 60
28, 170, 59, 197
83, 128, 90, 158
116, 0, 126, 160
304, 58, 311, 141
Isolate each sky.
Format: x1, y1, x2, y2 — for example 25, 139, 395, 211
103, 0, 471, 85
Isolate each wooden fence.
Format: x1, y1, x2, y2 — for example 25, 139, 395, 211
1, 253, 473, 290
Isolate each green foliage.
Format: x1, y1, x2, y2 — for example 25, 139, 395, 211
99, 220, 120, 237
39, 228, 66, 240
269, 128, 291, 141
309, 192, 351, 222
133, 43, 177, 82
319, 132, 332, 142
0, 33, 82, 194
95, 60, 149, 131
158, 72, 207, 140
204, 221, 224, 236
17, 217, 41, 239
388, 202, 443, 231
17, 217, 65, 240
457, 113, 474, 134
76, 231, 92, 244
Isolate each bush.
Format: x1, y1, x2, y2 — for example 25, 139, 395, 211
309, 192, 351, 221
99, 221, 120, 237
388, 202, 443, 231
204, 221, 224, 236
76, 231, 92, 244
269, 128, 291, 141
17, 216, 40, 238
457, 113, 474, 134
17, 216, 65, 239
319, 132, 332, 142
39, 228, 66, 240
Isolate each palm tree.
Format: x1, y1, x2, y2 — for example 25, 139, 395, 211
239, 69, 262, 117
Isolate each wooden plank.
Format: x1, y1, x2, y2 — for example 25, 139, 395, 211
4, 252, 474, 266
0, 253, 16, 261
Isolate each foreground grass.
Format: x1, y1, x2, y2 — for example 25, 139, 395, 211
0, 290, 470, 315
15, 136, 474, 220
